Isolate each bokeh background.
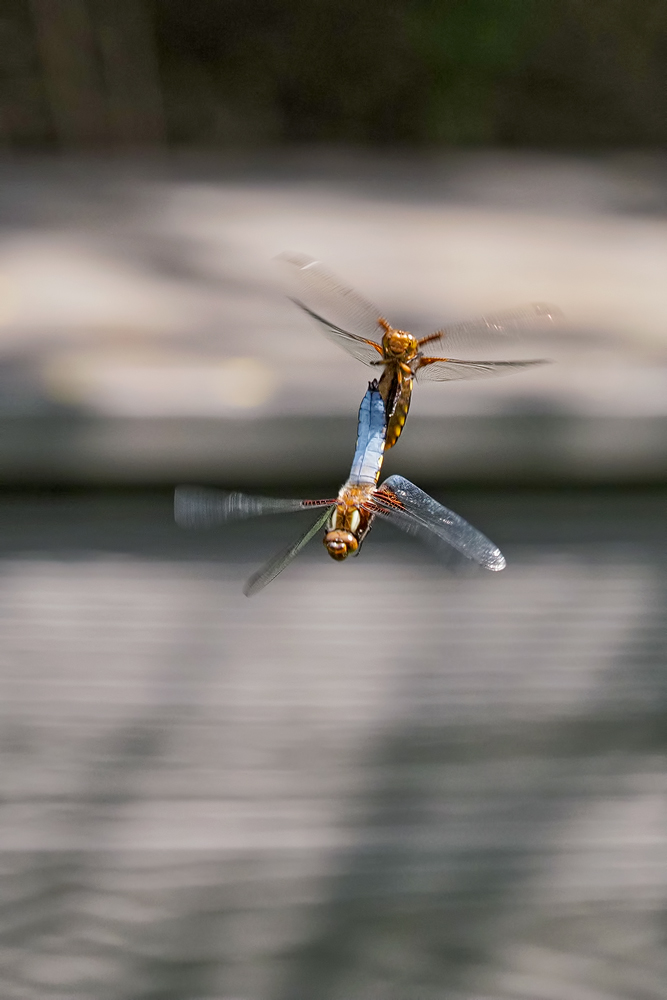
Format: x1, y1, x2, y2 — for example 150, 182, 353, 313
0, 4, 666, 999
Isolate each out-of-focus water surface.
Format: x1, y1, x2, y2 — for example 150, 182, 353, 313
0, 488, 665, 1000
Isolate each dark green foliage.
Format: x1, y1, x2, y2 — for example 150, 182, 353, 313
152, 0, 667, 147
154, 0, 546, 145
2, 1, 667, 148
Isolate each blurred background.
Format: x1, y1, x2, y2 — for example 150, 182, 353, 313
0, 3, 666, 999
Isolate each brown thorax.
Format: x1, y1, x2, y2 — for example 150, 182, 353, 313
324, 485, 375, 561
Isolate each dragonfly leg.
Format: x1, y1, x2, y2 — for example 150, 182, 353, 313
418, 332, 445, 346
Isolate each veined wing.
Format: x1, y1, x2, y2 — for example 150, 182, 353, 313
415, 356, 549, 382
276, 252, 386, 365
373, 475, 506, 571
294, 302, 383, 365
244, 506, 334, 596
175, 486, 335, 528
426, 303, 562, 356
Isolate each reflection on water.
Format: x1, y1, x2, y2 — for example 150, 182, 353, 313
0, 490, 664, 999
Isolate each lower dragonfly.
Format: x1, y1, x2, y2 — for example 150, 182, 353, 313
175, 381, 506, 595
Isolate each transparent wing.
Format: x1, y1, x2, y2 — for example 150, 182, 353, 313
373, 475, 506, 571
244, 506, 334, 597
293, 301, 384, 366
174, 486, 335, 528
276, 252, 387, 364
415, 356, 549, 382
426, 303, 563, 356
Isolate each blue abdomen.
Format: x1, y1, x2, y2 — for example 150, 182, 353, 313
348, 381, 387, 486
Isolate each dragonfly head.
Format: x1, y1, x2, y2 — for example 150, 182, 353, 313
324, 529, 359, 561
382, 327, 417, 361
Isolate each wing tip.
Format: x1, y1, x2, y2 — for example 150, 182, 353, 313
243, 567, 266, 597
487, 551, 507, 572
174, 485, 201, 527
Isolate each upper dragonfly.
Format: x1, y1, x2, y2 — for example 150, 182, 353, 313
175, 380, 505, 596
277, 252, 561, 449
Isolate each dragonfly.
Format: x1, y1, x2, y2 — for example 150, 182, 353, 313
175, 380, 505, 596
277, 252, 561, 449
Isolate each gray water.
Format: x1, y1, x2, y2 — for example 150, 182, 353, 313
0, 489, 664, 1000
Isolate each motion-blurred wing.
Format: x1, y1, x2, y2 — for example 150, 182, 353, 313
427, 303, 562, 356
294, 301, 384, 365
276, 252, 386, 365
373, 475, 506, 571
244, 506, 334, 596
415, 356, 549, 382
175, 486, 335, 528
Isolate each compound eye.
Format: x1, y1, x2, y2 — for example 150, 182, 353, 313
324, 529, 358, 561
326, 541, 348, 561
